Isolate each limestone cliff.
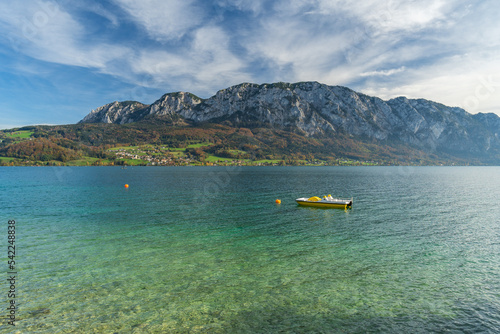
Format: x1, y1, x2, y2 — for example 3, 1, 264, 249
79, 81, 500, 157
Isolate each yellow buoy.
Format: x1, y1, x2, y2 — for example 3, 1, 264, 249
275, 199, 281, 204
124, 184, 129, 188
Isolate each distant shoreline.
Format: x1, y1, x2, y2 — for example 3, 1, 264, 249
0, 163, 487, 167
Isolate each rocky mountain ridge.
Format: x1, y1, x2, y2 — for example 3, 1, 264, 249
80, 81, 500, 159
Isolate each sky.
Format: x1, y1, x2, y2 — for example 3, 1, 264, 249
1, 0, 499, 129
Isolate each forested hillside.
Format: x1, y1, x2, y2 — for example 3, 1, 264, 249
0, 121, 460, 166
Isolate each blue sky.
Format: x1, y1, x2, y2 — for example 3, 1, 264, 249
1, 0, 499, 129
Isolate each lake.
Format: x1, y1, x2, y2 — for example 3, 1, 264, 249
1, 166, 499, 333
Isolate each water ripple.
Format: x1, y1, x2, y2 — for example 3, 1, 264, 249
1, 166, 499, 333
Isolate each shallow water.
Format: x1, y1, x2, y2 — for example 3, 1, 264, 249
1, 166, 499, 333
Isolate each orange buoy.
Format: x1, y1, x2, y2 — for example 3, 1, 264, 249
124, 184, 129, 188
275, 199, 281, 204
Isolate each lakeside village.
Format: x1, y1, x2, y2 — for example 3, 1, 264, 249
0, 142, 381, 167
109, 146, 378, 166
89, 144, 381, 167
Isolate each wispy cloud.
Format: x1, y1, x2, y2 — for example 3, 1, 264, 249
0, 1, 129, 69
126, 29, 249, 98
112, 0, 204, 41
360, 67, 406, 77
74, 2, 120, 27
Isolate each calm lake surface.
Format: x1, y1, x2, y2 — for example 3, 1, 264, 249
1, 166, 499, 333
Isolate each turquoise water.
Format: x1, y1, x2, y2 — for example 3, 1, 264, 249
1, 166, 500, 333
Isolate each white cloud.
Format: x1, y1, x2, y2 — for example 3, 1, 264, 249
215, 0, 265, 15
245, 0, 457, 75
360, 67, 406, 77
0, 1, 129, 69
313, 0, 451, 33
127, 25, 249, 97
242, 11, 354, 84
359, 51, 500, 114
112, 0, 204, 41
76, 2, 120, 26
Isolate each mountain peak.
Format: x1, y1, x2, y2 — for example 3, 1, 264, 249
79, 81, 500, 158
79, 100, 148, 124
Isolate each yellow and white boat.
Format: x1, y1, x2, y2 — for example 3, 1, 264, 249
296, 195, 353, 209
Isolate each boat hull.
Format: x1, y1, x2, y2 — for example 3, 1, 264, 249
296, 198, 352, 209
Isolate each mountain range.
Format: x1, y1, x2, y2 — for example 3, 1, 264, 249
80, 81, 500, 163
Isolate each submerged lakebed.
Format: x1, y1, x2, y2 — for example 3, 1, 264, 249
1, 166, 499, 333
